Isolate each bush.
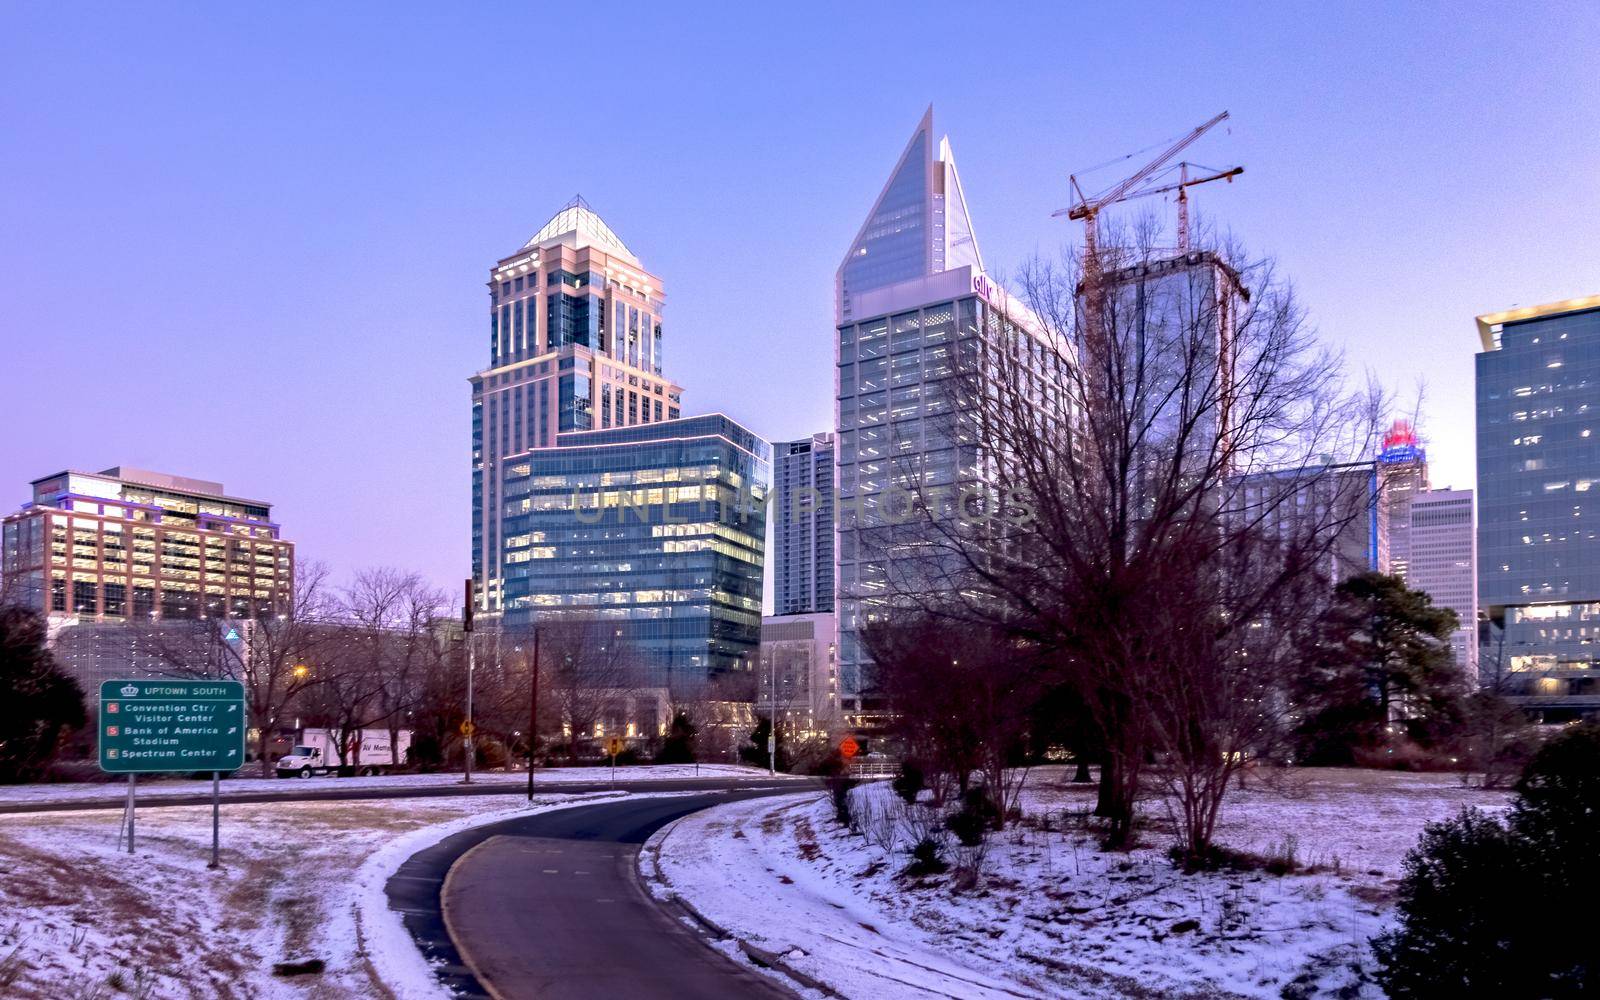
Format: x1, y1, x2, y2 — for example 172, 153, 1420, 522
1373, 724, 1600, 997
0, 608, 86, 782
826, 774, 858, 827
946, 787, 999, 847
891, 761, 925, 804
1371, 809, 1520, 997
1506, 723, 1600, 990
655, 711, 696, 764
906, 835, 948, 876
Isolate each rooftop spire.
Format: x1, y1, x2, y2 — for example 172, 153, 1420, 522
522, 195, 639, 265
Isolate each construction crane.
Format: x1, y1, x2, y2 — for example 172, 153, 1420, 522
1054, 111, 1242, 326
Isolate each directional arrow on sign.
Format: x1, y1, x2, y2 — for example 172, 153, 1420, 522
228, 705, 239, 713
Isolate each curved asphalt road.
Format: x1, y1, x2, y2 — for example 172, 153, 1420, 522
0, 776, 812, 815
386, 791, 800, 1000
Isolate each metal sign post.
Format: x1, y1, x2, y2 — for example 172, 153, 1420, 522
210, 771, 221, 869
98, 679, 246, 864
605, 736, 625, 786
124, 773, 136, 854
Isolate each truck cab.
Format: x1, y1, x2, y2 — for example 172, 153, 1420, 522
275, 745, 325, 778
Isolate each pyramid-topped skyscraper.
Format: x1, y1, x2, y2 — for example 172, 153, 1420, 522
470, 196, 684, 617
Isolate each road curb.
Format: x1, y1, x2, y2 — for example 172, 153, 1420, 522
641, 805, 845, 999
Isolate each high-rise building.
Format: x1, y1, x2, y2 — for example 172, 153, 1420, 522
471, 197, 683, 618
498, 414, 769, 682
772, 433, 835, 616
833, 107, 1054, 715
1378, 420, 1430, 582
2, 468, 293, 698
1476, 295, 1600, 719
1408, 488, 1478, 681
1230, 460, 1386, 587
758, 611, 839, 737
2, 467, 292, 622
1100, 250, 1244, 489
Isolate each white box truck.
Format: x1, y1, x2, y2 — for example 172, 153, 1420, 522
275, 728, 413, 778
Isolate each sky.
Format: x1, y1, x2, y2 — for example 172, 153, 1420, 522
2, 2, 1596, 597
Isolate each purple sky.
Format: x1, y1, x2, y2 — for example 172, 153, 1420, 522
2, 4, 1596, 596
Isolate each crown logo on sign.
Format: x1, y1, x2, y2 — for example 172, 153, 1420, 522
120, 684, 139, 697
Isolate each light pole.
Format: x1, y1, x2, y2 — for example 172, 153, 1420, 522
767, 650, 777, 776
526, 625, 540, 802
463, 579, 474, 786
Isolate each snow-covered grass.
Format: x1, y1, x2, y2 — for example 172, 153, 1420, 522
648, 767, 1512, 1000
0, 790, 633, 998
0, 763, 788, 808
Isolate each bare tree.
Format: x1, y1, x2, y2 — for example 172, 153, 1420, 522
537, 619, 645, 765
864, 614, 1039, 821
1457, 623, 1535, 788
338, 568, 447, 765
155, 561, 334, 775
300, 622, 394, 768
860, 222, 1384, 848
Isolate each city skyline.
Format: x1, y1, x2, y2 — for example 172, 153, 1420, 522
3, 4, 1596, 593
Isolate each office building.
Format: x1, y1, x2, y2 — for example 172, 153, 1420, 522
1100, 250, 1244, 489
1476, 295, 1600, 718
2, 467, 291, 698
472, 197, 684, 619
499, 414, 769, 682
758, 611, 839, 737
833, 107, 1057, 711
1407, 488, 1478, 681
1378, 420, 1430, 583
1231, 460, 1386, 587
772, 433, 835, 615
2, 467, 292, 622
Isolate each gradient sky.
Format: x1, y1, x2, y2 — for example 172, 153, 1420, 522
3, 3, 1596, 597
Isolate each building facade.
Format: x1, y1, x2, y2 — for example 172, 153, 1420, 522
1230, 460, 1387, 588
772, 433, 835, 616
1407, 488, 1478, 681
498, 414, 769, 682
471, 197, 683, 619
1377, 420, 1430, 583
758, 611, 839, 738
1476, 296, 1600, 719
833, 107, 1057, 712
2, 467, 292, 622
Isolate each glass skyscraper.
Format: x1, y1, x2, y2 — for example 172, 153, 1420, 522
772, 433, 835, 616
833, 107, 1055, 719
471, 197, 683, 618
499, 414, 769, 682
1476, 296, 1600, 719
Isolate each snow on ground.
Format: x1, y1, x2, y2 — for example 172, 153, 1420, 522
648, 767, 1512, 1000
0, 789, 633, 998
0, 763, 786, 808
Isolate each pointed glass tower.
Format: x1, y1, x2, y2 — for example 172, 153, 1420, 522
836, 107, 985, 323
832, 109, 1043, 725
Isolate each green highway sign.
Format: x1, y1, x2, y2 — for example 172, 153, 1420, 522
98, 679, 247, 773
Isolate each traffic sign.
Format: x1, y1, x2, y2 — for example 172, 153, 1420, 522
839, 737, 860, 760
99, 679, 247, 774
604, 736, 626, 758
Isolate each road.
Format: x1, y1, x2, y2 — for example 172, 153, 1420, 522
386, 791, 801, 1000
0, 775, 813, 815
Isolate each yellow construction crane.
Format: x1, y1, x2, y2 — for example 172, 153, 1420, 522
1055, 110, 1243, 328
